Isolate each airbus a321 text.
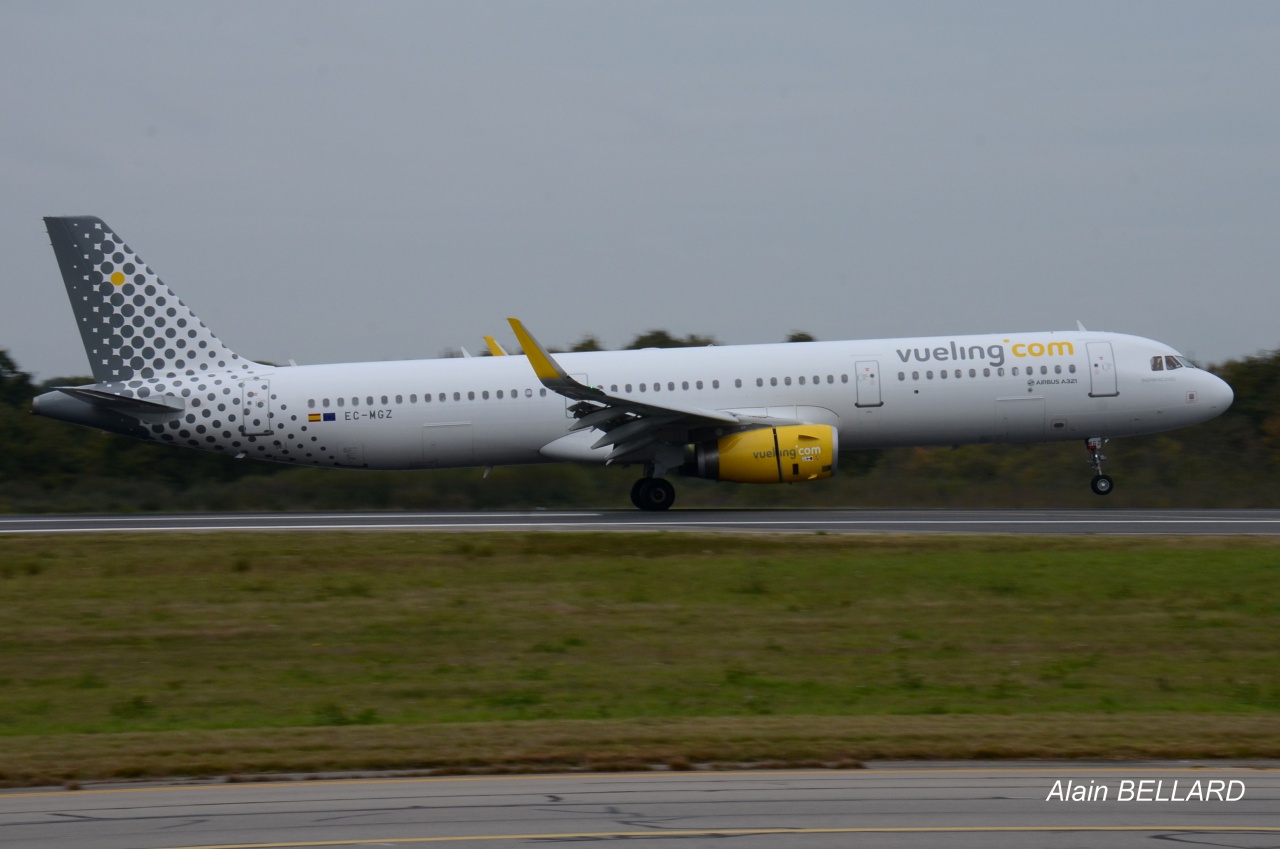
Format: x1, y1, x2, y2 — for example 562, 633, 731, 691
33, 217, 1233, 510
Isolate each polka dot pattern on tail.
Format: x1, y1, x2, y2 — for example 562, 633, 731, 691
44, 216, 244, 383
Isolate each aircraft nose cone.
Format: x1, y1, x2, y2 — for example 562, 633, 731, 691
1206, 372, 1234, 410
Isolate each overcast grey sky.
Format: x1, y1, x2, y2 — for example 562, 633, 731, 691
4, 2, 1277, 380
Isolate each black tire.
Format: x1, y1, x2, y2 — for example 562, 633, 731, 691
629, 478, 647, 510
633, 478, 675, 511
1091, 474, 1114, 496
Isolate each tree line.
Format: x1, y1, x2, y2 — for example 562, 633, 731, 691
2, 338, 1278, 512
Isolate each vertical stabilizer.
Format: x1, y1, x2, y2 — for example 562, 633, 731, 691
44, 216, 246, 382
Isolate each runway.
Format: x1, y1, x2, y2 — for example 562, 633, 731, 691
4, 509, 1280, 535
2, 764, 1277, 849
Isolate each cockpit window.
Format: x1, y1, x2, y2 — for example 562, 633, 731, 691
1151, 356, 1164, 371
1164, 355, 1183, 370
1177, 356, 1197, 369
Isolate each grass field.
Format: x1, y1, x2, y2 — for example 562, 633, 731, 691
1, 533, 1278, 783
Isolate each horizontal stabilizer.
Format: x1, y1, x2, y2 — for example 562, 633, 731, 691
54, 386, 185, 414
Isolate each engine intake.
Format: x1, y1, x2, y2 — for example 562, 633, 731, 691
687, 424, 838, 484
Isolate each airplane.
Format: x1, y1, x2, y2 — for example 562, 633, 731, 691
32, 216, 1233, 510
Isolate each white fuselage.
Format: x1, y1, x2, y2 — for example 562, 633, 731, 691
133, 329, 1227, 471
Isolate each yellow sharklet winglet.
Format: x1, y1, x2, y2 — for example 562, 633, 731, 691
484, 336, 508, 357
508, 318, 569, 382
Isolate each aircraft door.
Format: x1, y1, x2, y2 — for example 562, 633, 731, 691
854, 361, 883, 408
423, 422, 474, 468
240, 379, 272, 436
1087, 342, 1119, 397
997, 397, 1045, 442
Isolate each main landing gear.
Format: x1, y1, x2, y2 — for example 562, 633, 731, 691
1086, 437, 1113, 495
630, 477, 675, 511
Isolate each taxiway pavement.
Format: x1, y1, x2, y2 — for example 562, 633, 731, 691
2, 763, 1277, 849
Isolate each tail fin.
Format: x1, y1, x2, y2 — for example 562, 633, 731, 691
43, 216, 246, 383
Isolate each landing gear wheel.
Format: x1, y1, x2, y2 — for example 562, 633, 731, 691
631, 477, 675, 511
1085, 438, 1113, 497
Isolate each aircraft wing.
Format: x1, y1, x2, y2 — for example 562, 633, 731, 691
508, 318, 741, 463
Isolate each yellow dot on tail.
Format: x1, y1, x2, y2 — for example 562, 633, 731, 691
110, 271, 125, 286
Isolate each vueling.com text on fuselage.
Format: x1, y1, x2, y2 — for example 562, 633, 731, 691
894, 340, 1075, 369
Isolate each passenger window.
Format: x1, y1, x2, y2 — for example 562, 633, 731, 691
1165, 356, 1182, 370
898, 372, 905, 381
735, 379, 742, 388
539, 388, 546, 397
912, 371, 919, 380
496, 390, 503, 399
625, 384, 632, 393
756, 378, 764, 387
1151, 356, 1164, 371
439, 393, 447, 402
682, 381, 689, 390
926, 371, 934, 380
425, 394, 431, 403
640, 383, 647, 392
798, 376, 806, 385
322, 398, 330, 408
668, 382, 675, 391
337, 397, 345, 407
382, 395, 389, 405
696, 380, 703, 389
525, 388, 533, 397
998, 368, 1005, 376
366, 396, 374, 406
453, 392, 461, 401
307, 399, 316, 409
940, 369, 948, 379
1068, 364, 1076, 374
395, 395, 402, 404
1040, 366, 1047, 375
841, 374, 848, 383
983, 368, 990, 377
1054, 366, 1061, 375
1012, 367, 1019, 376
482, 390, 489, 400
969, 369, 976, 378
827, 375, 834, 384
770, 377, 778, 387
813, 375, 820, 384
712, 380, 720, 389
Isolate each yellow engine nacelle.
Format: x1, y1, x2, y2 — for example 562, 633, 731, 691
687, 424, 838, 484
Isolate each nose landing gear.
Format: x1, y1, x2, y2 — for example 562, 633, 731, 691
1086, 437, 1113, 495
